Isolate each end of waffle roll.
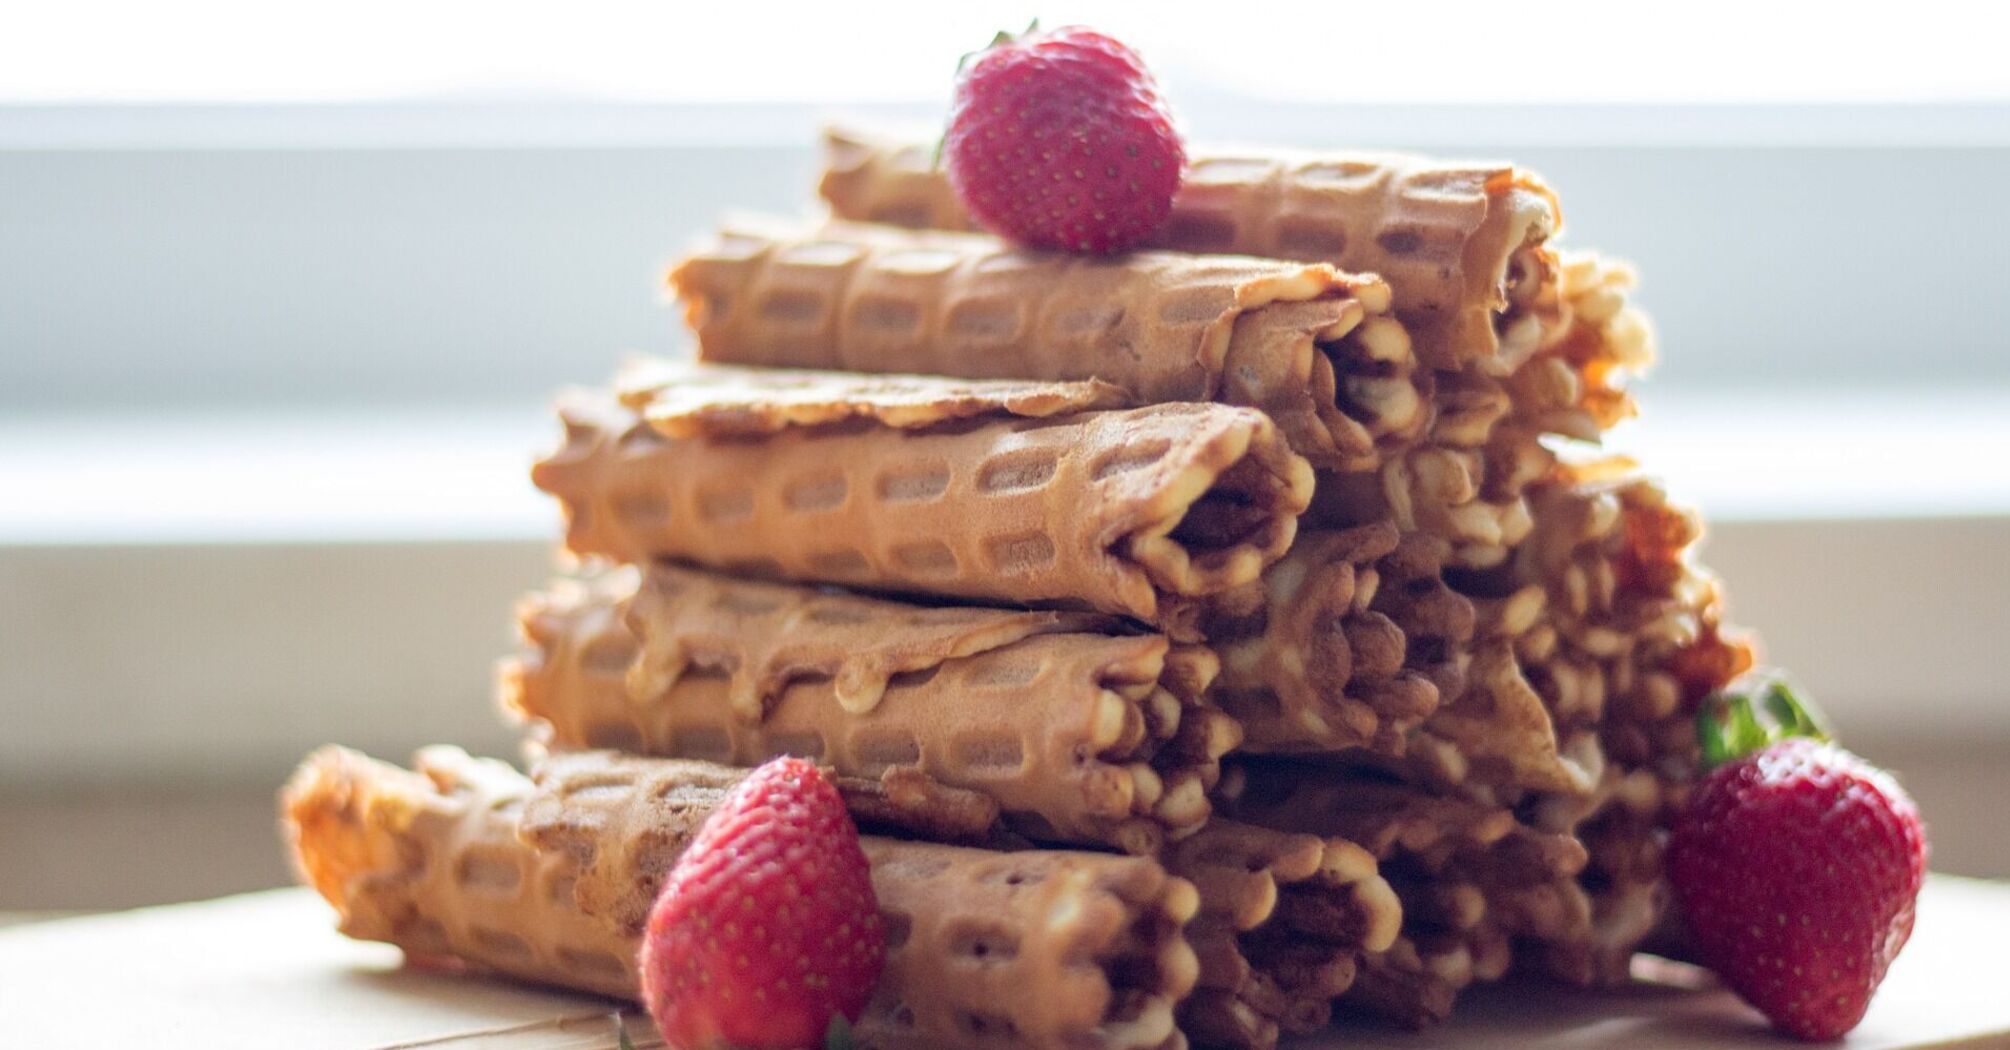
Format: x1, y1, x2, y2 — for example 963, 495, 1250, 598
281, 744, 419, 918
1165, 818, 1402, 1050
859, 839, 1202, 1050
1204, 523, 1442, 755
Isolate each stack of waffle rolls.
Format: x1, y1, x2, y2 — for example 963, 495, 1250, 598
284, 745, 1201, 1050
282, 124, 1759, 1050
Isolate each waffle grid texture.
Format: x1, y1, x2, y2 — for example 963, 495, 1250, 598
502, 567, 1240, 855
532, 395, 1312, 637
283, 746, 1205, 1050
816, 126, 1562, 373
669, 220, 1423, 472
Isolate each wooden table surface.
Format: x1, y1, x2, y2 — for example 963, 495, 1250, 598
3, 877, 2007, 1049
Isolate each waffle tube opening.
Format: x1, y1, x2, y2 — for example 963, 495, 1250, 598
280, 746, 414, 911
1127, 416, 1314, 600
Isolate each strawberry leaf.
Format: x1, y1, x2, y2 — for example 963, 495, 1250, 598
944, 20, 1043, 169
825, 1015, 858, 1050
1698, 672, 1834, 769
1760, 678, 1831, 741
614, 1012, 638, 1050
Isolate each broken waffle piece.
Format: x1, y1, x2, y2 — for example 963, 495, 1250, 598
616, 359, 1136, 438
282, 745, 1202, 1050
501, 567, 1240, 853
668, 218, 1421, 470
532, 392, 1312, 638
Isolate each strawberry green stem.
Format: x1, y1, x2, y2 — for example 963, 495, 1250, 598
1697, 673, 1833, 769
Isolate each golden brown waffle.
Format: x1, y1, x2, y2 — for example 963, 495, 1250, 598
283, 746, 1203, 1050
1201, 520, 1594, 799
283, 745, 640, 998
817, 125, 1560, 373
1201, 524, 1438, 754
808, 132, 1656, 563
1509, 254, 1654, 439
615, 359, 1135, 438
1369, 467, 1750, 985
1309, 432, 1545, 574
1480, 471, 1754, 811
532, 393, 1311, 638
1344, 924, 1511, 1028
1522, 469, 1753, 985
1164, 819, 1401, 1050
1216, 760, 1592, 1026
668, 219, 1423, 471
501, 567, 1240, 854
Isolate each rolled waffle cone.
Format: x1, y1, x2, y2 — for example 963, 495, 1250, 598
817, 125, 1560, 373
282, 746, 1203, 1050
1162, 820, 1401, 1050
532, 391, 1312, 637
667, 219, 1425, 471
501, 566, 1240, 854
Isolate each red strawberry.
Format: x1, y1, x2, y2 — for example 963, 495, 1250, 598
640, 757, 884, 1050
944, 23, 1185, 254
1669, 679, 1927, 1041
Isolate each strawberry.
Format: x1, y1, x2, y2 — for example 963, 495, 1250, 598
944, 23, 1185, 254
1668, 678, 1927, 1041
639, 757, 884, 1050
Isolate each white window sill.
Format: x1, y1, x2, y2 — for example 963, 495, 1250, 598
3, 392, 2006, 786
5, 391, 2008, 547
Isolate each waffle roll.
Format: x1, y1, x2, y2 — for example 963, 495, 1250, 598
1163, 820, 1402, 1050
501, 567, 1241, 854
818, 125, 1560, 374
283, 746, 1203, 1050
667, 220, 1424, 471
532, 392, 1313, 637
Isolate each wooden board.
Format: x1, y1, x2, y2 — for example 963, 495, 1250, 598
3, 877, 2008, 1048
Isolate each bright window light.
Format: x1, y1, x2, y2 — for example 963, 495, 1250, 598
5, 0, 2009, 105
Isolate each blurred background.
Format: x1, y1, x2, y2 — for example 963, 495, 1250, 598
3, 1, 2007, 913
